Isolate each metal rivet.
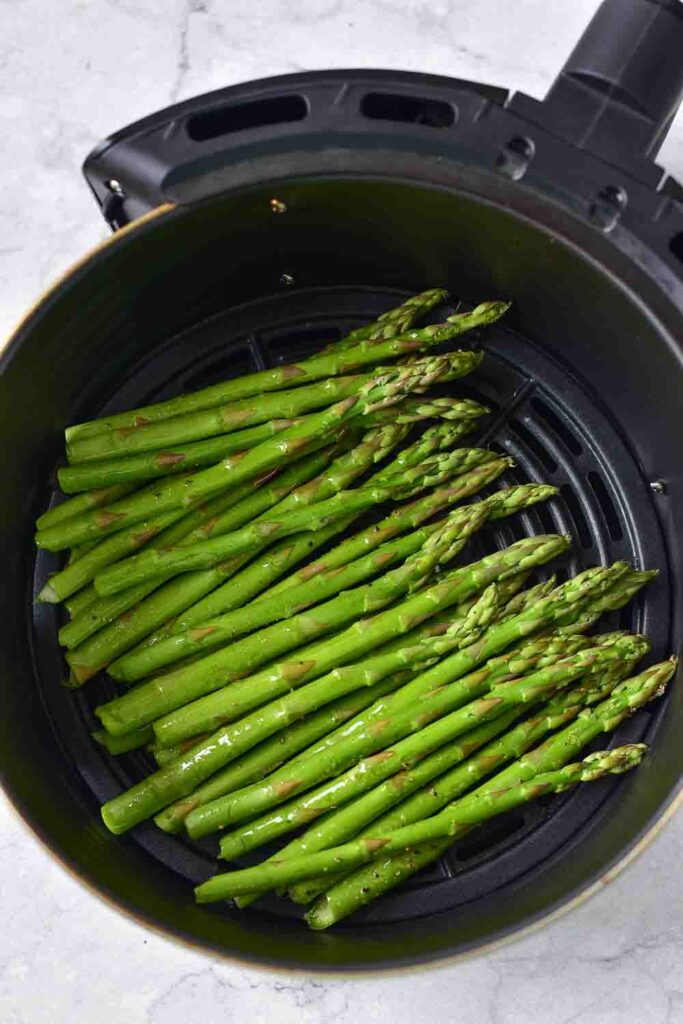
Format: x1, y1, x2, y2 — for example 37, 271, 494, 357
270, 198, 287, 214
280, 273, 295, 286
106, 179, 125, 195
496, 136, 535, 181
589, 186, 627, 233
650, 480, 667, 494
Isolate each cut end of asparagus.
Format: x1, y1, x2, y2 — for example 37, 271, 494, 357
306, 899, 334, 930
37, 580, 60, 604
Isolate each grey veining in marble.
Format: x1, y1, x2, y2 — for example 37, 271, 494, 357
1, 1, 682, 1021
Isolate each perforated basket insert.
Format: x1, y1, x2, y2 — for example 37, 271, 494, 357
32, 285, 671, 926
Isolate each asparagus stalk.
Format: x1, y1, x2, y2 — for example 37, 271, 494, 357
111, 482, 547, 683
39, 504, 189, 604
153, 671, 416, 832
212, 633, 642, 854
231, 563, 624, 780
36, 482, 140, 531
58, 419, 303, 492
153, 583, 504, 768
225, 570, 643, 888
67, 370, 489, 466
151, 591, 499, 834
65, 301, 504, 443
66, 374, 387, 464
97, 502, 492, 739
39, 355, 458, 551
59, 446, 342, 666
286, 652, 643, 904
63, 426, 409, 675
307, 658, 676, 926
91, 725, 155, 755
153, 580, 530, 832
59, 393, 487, 493
196, 744, 647, 904
110, 525, 444, 682
131, 430, 503, 645
108, 503, 507, 741
57, 470, 276, 645
64, 583, 99, 619
98, 535, 567, 833
325, 289, 450, 352
94, 446, 496, 597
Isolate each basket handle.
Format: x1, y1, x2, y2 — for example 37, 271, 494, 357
540, 0, 683, 162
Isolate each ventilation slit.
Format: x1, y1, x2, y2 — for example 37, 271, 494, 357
587, 471, 623, 540
453, 814, 527, 861
182, 351, 253, 392
531, 397, 583, 454
510, 420, 558, 473
360, 92, 455, 128
559, 484, 593, 549
186, 95, 308, 141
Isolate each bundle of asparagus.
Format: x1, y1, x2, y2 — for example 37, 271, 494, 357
34, 289, 676, 929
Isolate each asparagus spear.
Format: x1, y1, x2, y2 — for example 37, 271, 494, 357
39, 504, 189, 604
286, 652, 642, 904
98, 535, 567, 833
57, 470, 276, 646
147, 591, 495, 831
65, 301, 504, 443
39, 355, 459, 552
66, 374, 386, 464
36, 482, 139, 531
63, 426, 410, 675
58, 419, 303, 492
64, 583, 99, 619
94, 446, 496, 597
226, 568, 643, 889
153, 582, 529, 831
212, 633, 641, 854
91, 726, 155, 756
59, 393, 487, 493
153, 671, 416, 832
325, 289, 450, 352
217, 562, 623, 788
196, 744, 647, 904
59, 445, 342, 661
154, 583, 503, 769
106, 502, 511, 741
177, 458, 513, 626
64, 432, 457, 668
67, 363, 489, 465
111, 482, 546, 683
97, 502, 491, 738
307, 658, 677, 926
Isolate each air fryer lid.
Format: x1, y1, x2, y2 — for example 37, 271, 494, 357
1, 0, 683, 971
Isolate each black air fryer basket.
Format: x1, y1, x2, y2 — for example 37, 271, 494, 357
1, 0, 683, 971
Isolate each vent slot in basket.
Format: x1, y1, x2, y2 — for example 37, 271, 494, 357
360, 92, 455, 128
186, 95, 308, 142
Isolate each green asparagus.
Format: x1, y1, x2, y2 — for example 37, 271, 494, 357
98, 535, 567, 833
112, 482, 549, 683
325, 289, 449, 352
195, 744, 647, 903
213, 634, 643, 855
307, 658, 676, 925
287, 651, 644, 903
65, 301, 504, 443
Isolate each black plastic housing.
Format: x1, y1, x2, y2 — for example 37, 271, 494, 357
1, 0, 683, 972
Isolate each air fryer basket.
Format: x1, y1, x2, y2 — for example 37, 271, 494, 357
2, 0, 683, 971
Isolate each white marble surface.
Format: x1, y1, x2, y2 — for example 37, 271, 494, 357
1, 1, 683, 1021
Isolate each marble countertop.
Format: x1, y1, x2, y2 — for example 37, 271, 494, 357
1, 1, 682, 1021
